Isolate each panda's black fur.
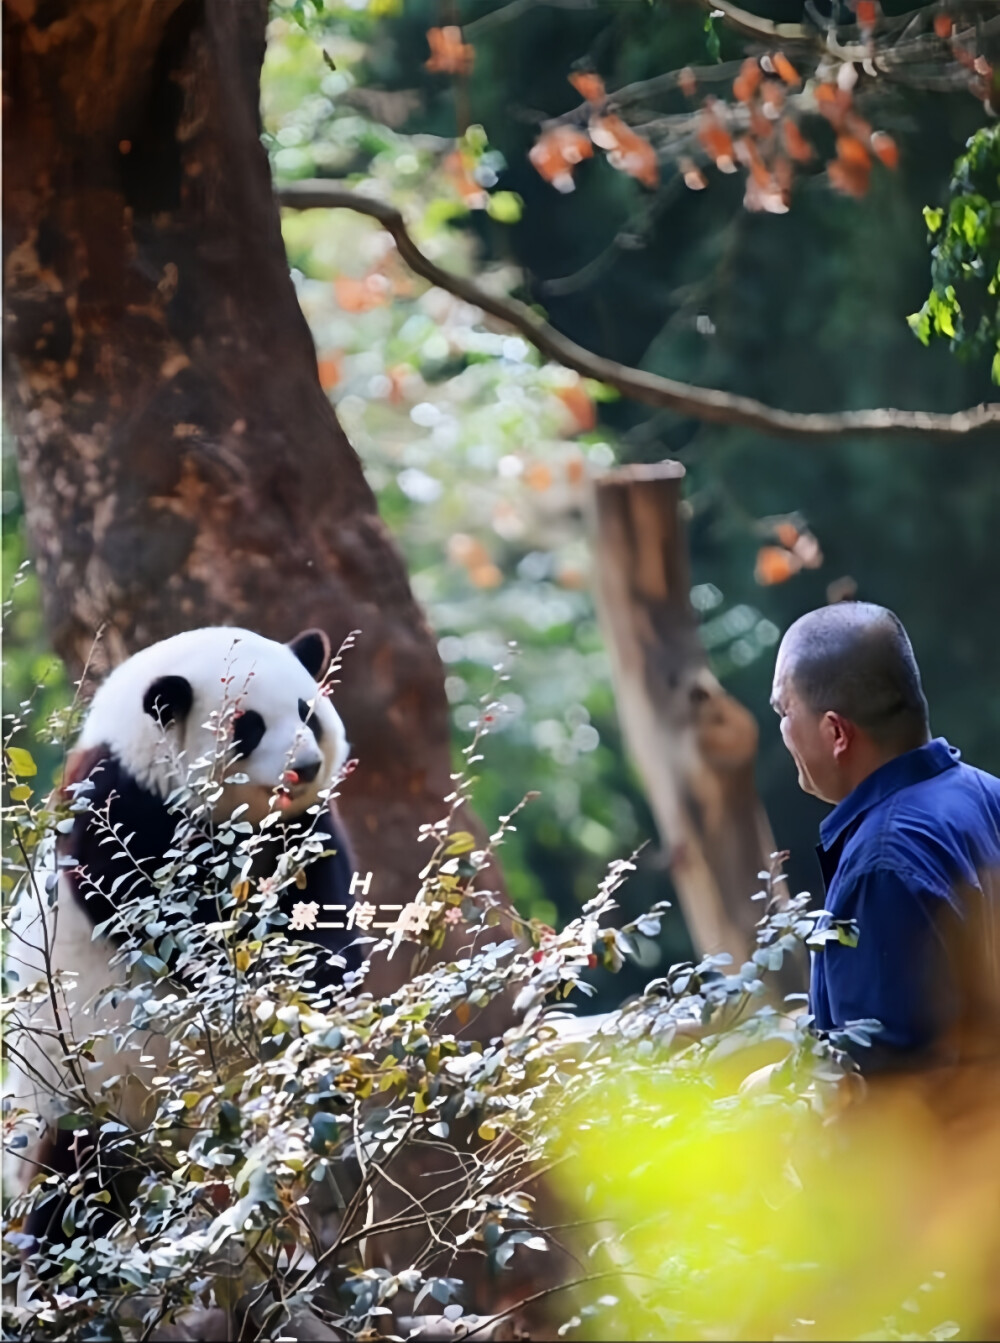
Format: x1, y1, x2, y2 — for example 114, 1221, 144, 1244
3, 626, 360, 1249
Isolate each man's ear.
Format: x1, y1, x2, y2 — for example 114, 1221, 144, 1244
288, 628, 332, 682
825, 711, 854, 760
143, 675, 193, 727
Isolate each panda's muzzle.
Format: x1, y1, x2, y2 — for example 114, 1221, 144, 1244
283, 760, 321, 786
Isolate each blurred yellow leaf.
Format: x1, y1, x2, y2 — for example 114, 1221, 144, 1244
6, 747, 37, 777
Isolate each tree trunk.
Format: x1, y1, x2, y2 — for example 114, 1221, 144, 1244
591, 462, 804, 993
1, 0, 513, 990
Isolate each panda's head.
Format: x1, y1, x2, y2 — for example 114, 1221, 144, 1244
76, 627, 349, 824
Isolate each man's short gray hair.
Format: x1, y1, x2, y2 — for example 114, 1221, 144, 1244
779, 602, 930, 749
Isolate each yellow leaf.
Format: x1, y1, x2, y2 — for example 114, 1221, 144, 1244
10, 785, 32, 802
6, 747, 37, 777
295, 869, 309, 890
478, 1122, 498, 1141
182, 1091, 202, 1110
414, 1089, 430, 1114
232, 880, 251, 903
455, 1002, 471, 1027
235, 948, 251, 973
444, 831, 476, 856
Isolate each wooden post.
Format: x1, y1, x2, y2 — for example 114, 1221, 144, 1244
592, 462, 802, 991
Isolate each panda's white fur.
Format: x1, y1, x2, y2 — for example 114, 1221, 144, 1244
3, 853, 156, 1184
2, 627, 355, 1218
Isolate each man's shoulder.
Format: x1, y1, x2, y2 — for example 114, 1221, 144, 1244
952, 758, 1000, 800
844, 757, 1000, 886
905, 757, 1000, 834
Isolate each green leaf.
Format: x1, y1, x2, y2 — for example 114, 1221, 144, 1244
57, 1114, 92, 1130
922, 206, 943, 233
992, 347, 1000, 385
6, 746, 37, 776
583, 378, 620, 403
486, 191, 523, 225
907, 308, 931, 346
464, 123, 488, 154
928, 288, 957, 338
703, 11, 721, 62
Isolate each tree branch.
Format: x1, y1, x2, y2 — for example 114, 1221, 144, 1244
276, 181, 1000, 440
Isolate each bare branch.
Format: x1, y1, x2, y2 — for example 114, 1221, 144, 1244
276, 182, 1000, 441
702, 0, 813, 42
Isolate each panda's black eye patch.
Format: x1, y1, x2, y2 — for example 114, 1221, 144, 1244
298, 697, 324, 744
232, 710, 266, 759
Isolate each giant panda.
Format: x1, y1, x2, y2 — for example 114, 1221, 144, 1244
2, 625, 359, 1238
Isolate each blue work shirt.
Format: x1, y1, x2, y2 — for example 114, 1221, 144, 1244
810, 737, 1000, 1072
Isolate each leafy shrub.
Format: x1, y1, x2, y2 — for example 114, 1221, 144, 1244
909, 124, 1000, 384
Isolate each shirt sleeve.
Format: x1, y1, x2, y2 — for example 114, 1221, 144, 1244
819, 864, 961, 1071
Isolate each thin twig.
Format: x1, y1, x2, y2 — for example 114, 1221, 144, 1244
275, 182, 1000, 440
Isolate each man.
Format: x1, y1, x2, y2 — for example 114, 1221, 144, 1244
771, 602, 1000, 1073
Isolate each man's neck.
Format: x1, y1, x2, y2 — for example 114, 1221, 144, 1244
832, 733, 931, 803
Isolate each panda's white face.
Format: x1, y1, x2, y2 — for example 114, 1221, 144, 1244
77, 627, 349, 824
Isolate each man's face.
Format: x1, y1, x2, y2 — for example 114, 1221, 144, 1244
771, 649, 838, 803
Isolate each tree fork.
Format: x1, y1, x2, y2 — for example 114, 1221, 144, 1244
1, 0, 518, 989
591, 462, 804, 994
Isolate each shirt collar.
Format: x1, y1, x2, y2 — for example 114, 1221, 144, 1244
818, 737, 960, 851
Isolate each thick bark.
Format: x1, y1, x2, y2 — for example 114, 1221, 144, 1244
591, 462, 804, 994
1, 0, 509, 988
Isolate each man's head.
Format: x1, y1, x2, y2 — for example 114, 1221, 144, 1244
771, 602, 930, 804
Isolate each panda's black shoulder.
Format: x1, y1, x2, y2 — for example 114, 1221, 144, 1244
60, 748, 178, 927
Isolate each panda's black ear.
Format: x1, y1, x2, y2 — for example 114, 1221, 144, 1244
288, 628, 332, 681
143, 675, 193, 727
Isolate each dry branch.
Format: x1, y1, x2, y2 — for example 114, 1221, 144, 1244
276, 181, 1000, 441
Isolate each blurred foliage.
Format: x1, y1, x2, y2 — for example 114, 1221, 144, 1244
909, 124, 1000, 383
549, 1055, 1000, 1340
